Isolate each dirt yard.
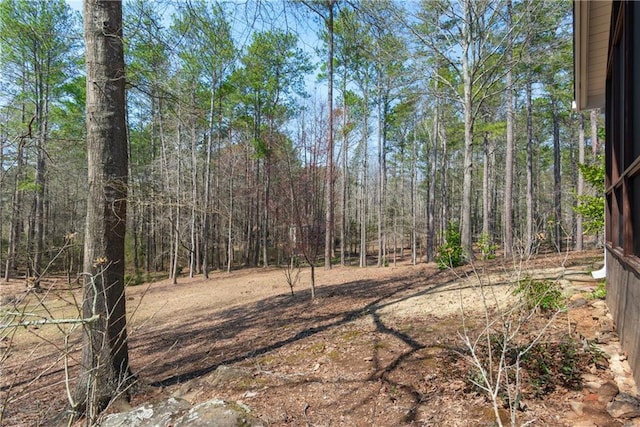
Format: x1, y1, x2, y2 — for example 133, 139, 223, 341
1, 250, 632, 426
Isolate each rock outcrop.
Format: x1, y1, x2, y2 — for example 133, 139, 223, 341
99, 397, 263, 427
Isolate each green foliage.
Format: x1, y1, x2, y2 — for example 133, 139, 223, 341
574, 156, 605, 234
17, 178, 40, 192
466, 335, 600, 399
588, 281, 606, 300
514, 278, 566, 312
436, 222, 464, 269
521, 340, 584, 397
477, 233, 498, 260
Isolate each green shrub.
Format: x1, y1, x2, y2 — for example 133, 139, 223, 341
436, 222, 464, 269
477, 233, 498, 260
588, 281, 606, 300
514, 277, 566, 312
573, 157, 605, 235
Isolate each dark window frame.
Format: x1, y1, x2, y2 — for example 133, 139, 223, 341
606, 1, 640, 265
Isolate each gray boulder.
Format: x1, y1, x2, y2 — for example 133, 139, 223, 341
99, 397, 263, 427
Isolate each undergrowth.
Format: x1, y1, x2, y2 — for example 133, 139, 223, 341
436, 222, 464, 269
588, 281, 606, 300
464, 334, 606, 399
513, 278, 566, 312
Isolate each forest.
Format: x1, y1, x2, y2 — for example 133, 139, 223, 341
0, 0, 602, 285
0, 1, 618, 426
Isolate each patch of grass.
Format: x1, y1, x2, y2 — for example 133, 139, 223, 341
341, 330, 361, 341
306, 342, 326, 353
256, 354, 279, 366
374, 341, 387, 350
327, 350, 340, 360
125, 271, 145, 286
588, 281, 606, 300
125, 270, 168, 286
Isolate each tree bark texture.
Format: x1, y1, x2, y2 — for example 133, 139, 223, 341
75, 0, 131, 416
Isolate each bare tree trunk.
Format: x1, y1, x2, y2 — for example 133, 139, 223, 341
503, 0, 514, 257
440, 111, 448, 243
189, 90, 198, 278
32, 83, 49, 288
227, 166, 234, 273
460, 0, 474, 260
359, 88, 369, 268
359, 154, 367, 268
75, 0, 131, 416
202, 87, 215, 278
4, 140, 25, 281
525, 64, 534, 255
170, 122, 182, 285
427, 76, 440, 262
324, 0, 335, 270
552, 92, 561, 250
340, 83, 348, 266
263, 156, 270, 267
376, 87, 388, 267
0, 119, 3, 274
412, 126, 419, 265
482, 131, 491, 238
590, 109, 599, 159
576, 113, 585, 250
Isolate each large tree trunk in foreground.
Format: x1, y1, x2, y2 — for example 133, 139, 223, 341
75, 0, 131, 418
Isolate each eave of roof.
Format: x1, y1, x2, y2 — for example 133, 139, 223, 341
574, 0, 611, 111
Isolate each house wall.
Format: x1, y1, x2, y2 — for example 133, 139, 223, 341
606, 250, 640, 388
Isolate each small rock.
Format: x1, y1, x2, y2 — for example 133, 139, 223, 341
570, 401, 585, 416
591, 300, 608, 310
364, 356, 373, 362
596, 332, 614, 345
600, 318, 616, 333
243, 391, 257, 398
570, 293, 587, 301
583, 373, 601, 383
99, 397, 191, 427
173, 399, 263, 427
584, 380, 601, 393
607, 393, 640, 419
571, 297, 588, 308
598, 380, 620, 403
206, 365, 252, 388
593, 309, 607, 319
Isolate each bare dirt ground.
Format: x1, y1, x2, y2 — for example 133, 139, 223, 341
1, 250, 631, 426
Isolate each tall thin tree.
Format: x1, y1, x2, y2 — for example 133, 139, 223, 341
74, 0, 131, 418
